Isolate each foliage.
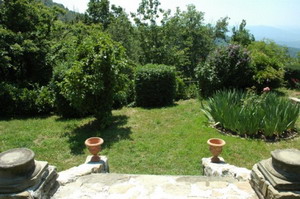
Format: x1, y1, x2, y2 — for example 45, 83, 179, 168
0, 82, 54, 116
202, 90, 300, 137
51, 64, 87, 118
106, 5, 142, 63
135, 64, 176, 107
175, 76, 186, 100
58, 30, 127, 125
50, 23, 133, 116
231, 20, 255, 46
86, 0, 111, 28
160, 6, 212, 78
131, 2, 229, 79
175, 77, 199, 100
248, 40, 290, 90
113, 60, 135, 109
197, 44, 253, 97
132, 0, 162, 26
50, 23, 94, 117
0, 0, 57, 86
285, 64, 300, 89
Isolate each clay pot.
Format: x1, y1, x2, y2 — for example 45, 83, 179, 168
207, 138, 226, 163
85, 137, 104, 162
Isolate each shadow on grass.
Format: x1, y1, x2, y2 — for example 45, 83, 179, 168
0, 114, 52, 121
140, 103, 178, 110
62, 115, 132, 155
272, 90, 286, 97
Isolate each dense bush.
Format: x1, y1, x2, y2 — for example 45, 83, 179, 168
202, 90, 300, 137
112, 61, 135, 109
175, 77, 199, 100
284, 64, 300, 89
197, 44, 253, 97
58, 31, 127, 126
0, 0, 56, 86
51, 23, 134, 116
135, 64, 176, 107
247, 41, 289, 90
0, 83, 53, 116
175, 76, 186, 100
51, 65, 87, 118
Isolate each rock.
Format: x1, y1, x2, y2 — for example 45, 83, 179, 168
202, 157, 251, 181
53, 174, 257, 199
0, 148, 58, 199
250, 149, 300, 199
57, 155, 109, 186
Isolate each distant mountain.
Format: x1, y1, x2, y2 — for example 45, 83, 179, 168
248, 25, 300, 49
38, 0, 83, 22
287, 47, 300, 58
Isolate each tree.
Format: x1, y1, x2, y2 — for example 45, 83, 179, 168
0, 0, 59, 116
130, 1, 230, 79
161, 5, 229, 79
247, 40, 290, 89
231, 20, 255, 46
0, 0, 57, 86
106, 5, 141, 63
130, 0, 165, 65
58, 29, 128, 125
132, 0, 161, 26
197, 44, 253, 96
86, 0, 111, 29
214, 17, 230, 42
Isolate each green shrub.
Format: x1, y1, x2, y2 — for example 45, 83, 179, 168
0, 83, 54, 116
197, 44, 253, 97
175, 76, 199, 100
0, 83, 18, 116
284, 64, 300, 89
135, 64, 176, 107
202, 90, 299, 137
113, 61, 135, 109
185, 82, 199, 99
175, 76, 187, 100
51, 64, 88, 118
248, 41, 289, 90
58, 31, 127, 126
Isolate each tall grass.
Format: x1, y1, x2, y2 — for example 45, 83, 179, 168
202, 90, 300, 137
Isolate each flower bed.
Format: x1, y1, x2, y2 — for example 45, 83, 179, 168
202, 90, 300, 139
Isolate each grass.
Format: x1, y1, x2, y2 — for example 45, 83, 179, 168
275, 87, 300, 98
0, 99, 299, 175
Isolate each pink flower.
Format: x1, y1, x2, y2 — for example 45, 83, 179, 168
292, 78, 299, 83
263, 87, 270, 92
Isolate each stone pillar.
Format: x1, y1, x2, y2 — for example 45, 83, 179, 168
56, 155, 109, 186
202, 157, 251, 181
250, 149, 300, 199
0, 148, 58, 199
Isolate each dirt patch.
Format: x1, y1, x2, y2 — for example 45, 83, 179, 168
214, 123, 299, 142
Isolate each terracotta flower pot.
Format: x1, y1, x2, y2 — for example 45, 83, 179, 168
207, 138, 226, 163
85, 137, 104, 162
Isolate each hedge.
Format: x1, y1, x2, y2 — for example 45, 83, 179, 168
135, 64, 176, 107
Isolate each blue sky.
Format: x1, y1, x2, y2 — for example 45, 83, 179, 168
53, 0, 300, 28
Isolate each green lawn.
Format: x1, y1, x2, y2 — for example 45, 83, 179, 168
0, 99, 299, 175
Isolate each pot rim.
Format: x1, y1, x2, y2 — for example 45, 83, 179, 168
207, 138, 226, 146
85, 137, 104, 147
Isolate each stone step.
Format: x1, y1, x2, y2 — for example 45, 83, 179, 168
52, 173, 258, 199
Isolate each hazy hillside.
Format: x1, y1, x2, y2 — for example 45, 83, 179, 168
39, 0, 82, 22
248, 25, 300, 49
287, 47, 300, 57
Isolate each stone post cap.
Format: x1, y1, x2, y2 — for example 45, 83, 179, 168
0, 148, 36, 179
271, 148, 300, 175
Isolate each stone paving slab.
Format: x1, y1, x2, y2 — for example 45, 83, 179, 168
52, 173, 258, 199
